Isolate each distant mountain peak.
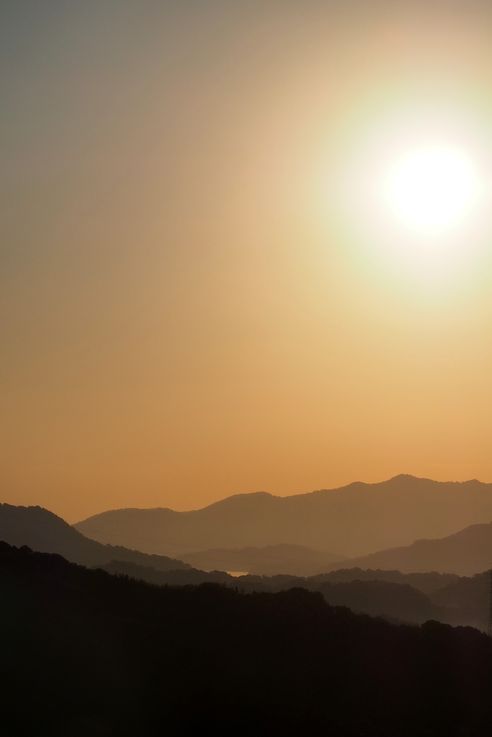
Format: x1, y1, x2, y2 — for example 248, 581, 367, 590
387, 473, 422, 482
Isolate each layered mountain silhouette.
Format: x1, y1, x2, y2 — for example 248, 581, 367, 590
76, 475, 492, 559
0, 503, 189, 571
308, 567, 459, 595
3, 541, 492, 737
2, 501, 490, 628
107, 558, 492, 629
102, 559, 234, 586
0, 500, 437, 624
431, 571, 491, 630
344, 521, 492, 576
102, 558, 434, 624
181, 543, 344, 576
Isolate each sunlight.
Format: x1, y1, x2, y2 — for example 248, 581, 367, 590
328, 108, 491, 285
381, 145, 480, 237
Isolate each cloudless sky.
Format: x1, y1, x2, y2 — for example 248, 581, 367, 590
2, 0, 492, 520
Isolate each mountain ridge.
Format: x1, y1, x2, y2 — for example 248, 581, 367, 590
75, 475, 492, 558
0, 502, 189, 571
2, 502, 490, 627
343, 520, 492, 576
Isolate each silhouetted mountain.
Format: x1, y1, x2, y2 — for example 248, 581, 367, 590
106, 559, 459, 627
238, 575, 433, 623
93, 557, 492, 631
0, 503, 189, 571
181, 543, 343, 576
0, 502, 458, 627
2, 541, 492, 737
430, 571, 491, 630
345, 521, 492, 575
307, 567, 459, 595
75, 475, 492, 558
102, 559, 233, 586
4, 501, 488, 629
317, 580, 433, 623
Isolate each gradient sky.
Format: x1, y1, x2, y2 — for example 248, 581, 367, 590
2, 0, 492, 521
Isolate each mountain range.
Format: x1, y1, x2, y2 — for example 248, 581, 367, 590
3, 500, 492, 629
0, 503, 189, 572
75, 475, 492, 559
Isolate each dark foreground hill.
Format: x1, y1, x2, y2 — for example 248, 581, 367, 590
0, 503, 188, 571
346, 521, 492, 576
2, 543, 492, 737
106, 560, 490, 629
103, 559, 435, 624
76, 475, 492, 559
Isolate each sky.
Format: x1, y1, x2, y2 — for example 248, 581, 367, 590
2, 0, 492, 521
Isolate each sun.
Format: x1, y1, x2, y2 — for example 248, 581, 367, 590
381, 144, 480, 237
321, 109, 490, 283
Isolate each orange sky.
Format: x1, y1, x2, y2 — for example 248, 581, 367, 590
2, 1, 492, 521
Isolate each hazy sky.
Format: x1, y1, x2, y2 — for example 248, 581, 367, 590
2, 1, 492, 521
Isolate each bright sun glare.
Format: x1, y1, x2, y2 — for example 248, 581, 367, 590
327, 110, 490, 282
381, 145, 480, 237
